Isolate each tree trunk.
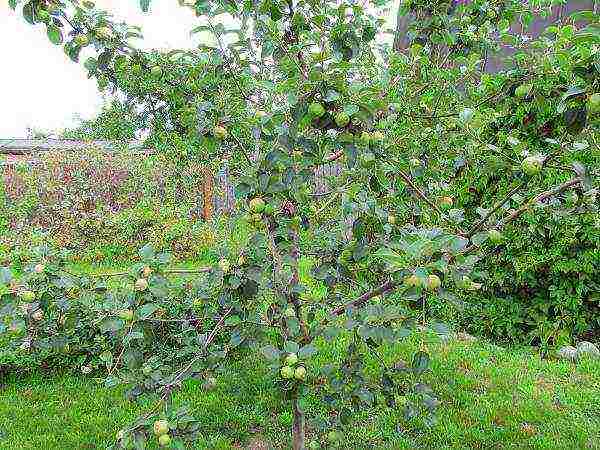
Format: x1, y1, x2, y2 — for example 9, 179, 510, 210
292, 394, 305, 450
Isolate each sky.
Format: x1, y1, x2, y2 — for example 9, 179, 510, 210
0, 1, 397, 138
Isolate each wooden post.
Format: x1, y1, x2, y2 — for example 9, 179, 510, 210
202, 166, 213, 221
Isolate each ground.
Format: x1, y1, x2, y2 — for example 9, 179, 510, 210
2, 334, 599, 450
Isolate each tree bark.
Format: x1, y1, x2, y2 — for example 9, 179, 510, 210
202, 166, 213, 221
292, 394, 305, 450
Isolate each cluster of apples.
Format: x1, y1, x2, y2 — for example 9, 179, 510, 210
279, 352, 307, 382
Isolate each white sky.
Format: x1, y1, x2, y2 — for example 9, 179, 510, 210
0, 1, 397, 138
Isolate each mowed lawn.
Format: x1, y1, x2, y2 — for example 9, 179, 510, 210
2, 333, 600, 450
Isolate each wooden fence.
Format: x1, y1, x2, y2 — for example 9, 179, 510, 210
1, 139, 340, 221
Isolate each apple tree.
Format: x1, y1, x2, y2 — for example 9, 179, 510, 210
3, 0, 599, 449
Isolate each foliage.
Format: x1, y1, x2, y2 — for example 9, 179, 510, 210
62, 99, 143, 143
4, 0, 600, 449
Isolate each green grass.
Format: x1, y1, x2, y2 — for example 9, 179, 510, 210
2, 335, 600, 450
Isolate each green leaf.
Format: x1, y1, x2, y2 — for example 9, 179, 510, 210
260, 345, 281, 361
412, 351, 430, 375
100, 317, 125, 333
46, 24, 63, 45
9, 0, 17, 10
137, 303, 158, 320
140, 0, 151, 12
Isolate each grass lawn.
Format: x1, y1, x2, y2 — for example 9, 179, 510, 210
2, 334, 600, 450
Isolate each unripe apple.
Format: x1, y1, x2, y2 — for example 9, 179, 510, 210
587, 93, 600, 115
256, 110, 268, 119
150, 65, 162, 77
371, 130, 385, 143
203, 376, 217, 390
74, 34, 89, 47
327, 431, 342, 443
32, 310, 44, 321
213, 125, 228, 139
34, 264, 45, 274
118, 309, 134, 322
514, 83, 532, 99
294, 366, 307, 380
158, 434, 171, 447
409, 157, 422, 168
192, 298, 203, 309
284, 306, 296, 318
280, 365, 295, 379
142, 266, 153, 278
95, 26, 113, 40
488, 229, 504, 244
521, 155, 543, 176
218, 258, 230, 274
359, 131, 371, 145
426, 274, 442, 291
335, 112, 350, 127
285, 353, 298, 366
308, 102, 325, 118
249, 197, 266, 213
37, 9, 50, 21
439, 196, 453, 210
360, 151, 376, 167
263, 203, 275, 215
134, 278, 149, 292
404, 275, 421, 288
153, 420, 169, 436
20, 290, 36, 302
387, 215, 396, 225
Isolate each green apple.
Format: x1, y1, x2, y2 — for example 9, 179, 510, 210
308, 102, 325, 118
192, 298, 203, 309
20, 290, 36, 302
218, 258, 231, 274
263, 203, 275, 215
335, 111, 350, 127
360, 151, 376, 167
359, 131, 371, 145
151, 65, 162, 77
327, 431, 342, 444
587, 93, 600, 115
74, 34, 89, 47
439, 196, 453, 210
37, 9, 50, 21
280, 365, 294, 379
285, 353, 299, 366
488, 229, 504, 244
284, 306, 296, 318
95, 26, 113, 40
426, 274, 441, 291
213, 125, 228, 139
371, 130, 385, 143
387, 214, 396, 225
134, 278, 148, 292
294, 366, 307, 380
404, 275, 421, 288
118, 309, 134, 322
515, 83, 532, 99
521, 155, 543, 176
249, 197, 266, 213
153, 420, 169, 436
409, 157, 422, 168
142, 266, 153, 278
256, 110, 268, 119
158, 434, 171, 447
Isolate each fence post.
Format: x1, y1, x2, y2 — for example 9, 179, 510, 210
202, 166, 213, 221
